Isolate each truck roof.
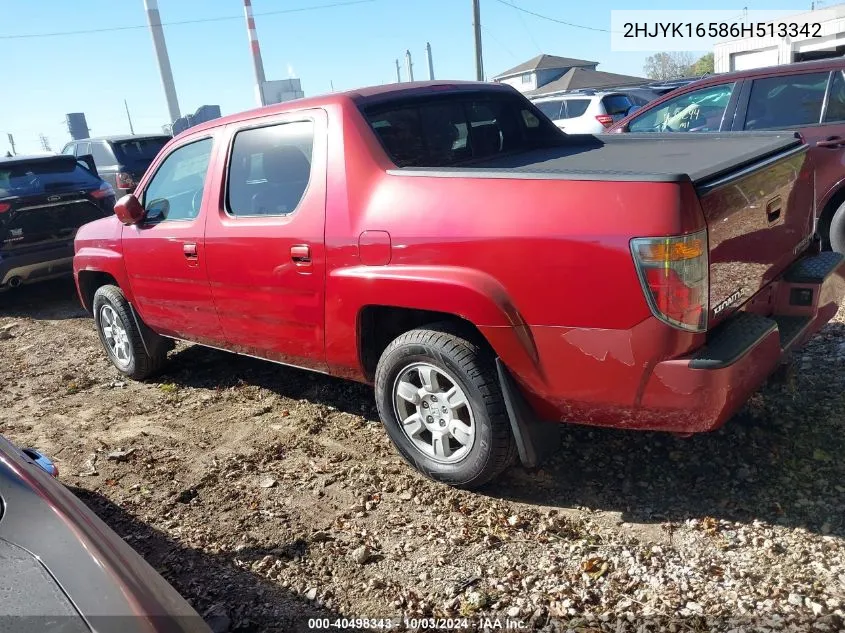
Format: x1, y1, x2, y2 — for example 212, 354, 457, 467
182, 80, 517, 137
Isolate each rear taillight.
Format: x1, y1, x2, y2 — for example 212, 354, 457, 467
90, 182, 115, 199
0, 202, 10, 214
116, 171, 135, 190
631, 230, 708, 332
595, 114, 614, 128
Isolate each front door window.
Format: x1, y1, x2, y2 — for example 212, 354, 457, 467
628, 83, 736, 133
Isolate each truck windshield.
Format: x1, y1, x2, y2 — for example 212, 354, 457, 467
0, 158, 101, 198
362, 93, 563, 167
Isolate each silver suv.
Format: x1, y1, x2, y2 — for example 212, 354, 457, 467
531, 90, 654, 134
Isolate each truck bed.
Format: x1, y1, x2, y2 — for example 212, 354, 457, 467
389, 132, 804, 186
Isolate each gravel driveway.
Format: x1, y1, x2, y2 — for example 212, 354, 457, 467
1, 279, 843, 632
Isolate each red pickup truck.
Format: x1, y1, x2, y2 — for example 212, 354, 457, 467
73, 81, 845, 488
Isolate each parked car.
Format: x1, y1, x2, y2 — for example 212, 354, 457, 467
1, 154, 115, 291
73, 80, 844, 488
642, 75, 710, 96
0, 433, 211, 632
531, 89, 645, 133
62, 134, 171, 198
608, 58, 845, 253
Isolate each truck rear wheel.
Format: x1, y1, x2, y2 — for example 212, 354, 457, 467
827, 201, 845, 254
92, 285, 168, 380
374, 325, 516, 488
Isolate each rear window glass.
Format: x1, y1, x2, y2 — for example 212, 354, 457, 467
0, 159, 101, 198
535, 100, 563, 120
363, 94, 561, 167
601, 95, 633, 116
561, 99, 590, 119
113, 138, 169, 167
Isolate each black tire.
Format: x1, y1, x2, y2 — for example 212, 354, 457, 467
374, 324, 516, 488
92, 285, 168, 380
828, 201, 845, 254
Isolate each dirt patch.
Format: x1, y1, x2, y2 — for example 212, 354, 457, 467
1, 279, 843, 631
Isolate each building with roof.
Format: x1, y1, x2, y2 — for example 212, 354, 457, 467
524, 67, 648, 97
492, 54, 598, 93
714, 4, 845, 72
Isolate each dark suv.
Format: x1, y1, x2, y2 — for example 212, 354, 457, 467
1, 154, 115, 291
61, 135, 170, 199
609, 58, 845, 253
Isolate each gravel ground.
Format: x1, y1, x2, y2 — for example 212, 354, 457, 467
0, 279, 843, 633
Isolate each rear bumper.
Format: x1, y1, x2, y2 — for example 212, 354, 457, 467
643, 251, 845, 432
0, 244, 74, 288
500, 251, 845, 436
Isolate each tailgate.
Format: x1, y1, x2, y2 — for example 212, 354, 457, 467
696, 142, 813, 326
0, 194, 107, 253
0, 155, 111, 253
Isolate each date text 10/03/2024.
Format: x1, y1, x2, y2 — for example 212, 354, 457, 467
307, 617, 528, 629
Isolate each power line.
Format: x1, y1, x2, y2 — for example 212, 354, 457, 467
480, 24, 519, 62
0, 0, 374, 40
509, 0, 543, 53
492, 0, 612, 33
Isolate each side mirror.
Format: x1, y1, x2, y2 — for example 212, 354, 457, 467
114, 194, 145, 226
144, 198, 170, 223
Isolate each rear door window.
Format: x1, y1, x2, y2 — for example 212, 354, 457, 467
75, 142, 91, 157
601, 94, 633, 117
629, 83, 735, 133
562, 99, 590, 119
824, 70, 845, 123
535, 100, 564, 120
743, 72, 829, 130
90, 142, 113, 167
226, 121, 314, 217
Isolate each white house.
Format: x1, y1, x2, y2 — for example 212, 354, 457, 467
493, 54, 598, 94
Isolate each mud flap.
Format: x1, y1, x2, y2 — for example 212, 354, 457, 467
495, 358, 561, 468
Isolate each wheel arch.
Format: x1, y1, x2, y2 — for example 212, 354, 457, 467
817, 182, 845, 248
77, 270, 120, 313
332, 265, 543, 387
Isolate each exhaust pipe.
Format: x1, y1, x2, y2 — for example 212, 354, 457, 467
7, 276, 22, 288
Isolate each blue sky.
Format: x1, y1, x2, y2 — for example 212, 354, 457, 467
0, 0, 818, 154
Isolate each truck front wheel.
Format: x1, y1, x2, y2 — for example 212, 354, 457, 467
92, 285, 168, 380
374, 325, 516, 488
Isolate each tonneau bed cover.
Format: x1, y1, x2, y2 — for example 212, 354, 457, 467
390, 131, 805, 186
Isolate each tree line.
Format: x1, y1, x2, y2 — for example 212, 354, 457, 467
643, 52, 715, 80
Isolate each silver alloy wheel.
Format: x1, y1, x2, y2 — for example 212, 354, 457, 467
99, 304, 132, 370
392, 362, 475, 464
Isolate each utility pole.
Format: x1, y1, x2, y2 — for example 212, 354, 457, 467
405, 49, 414, 82
39, 134, 51, 152
7, 133, 16, 156
124, 99, 135, 135
143, 0, 181, 124
395, 58, 402, 82
426, 42, 435, 80
472, 0, 484, 81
